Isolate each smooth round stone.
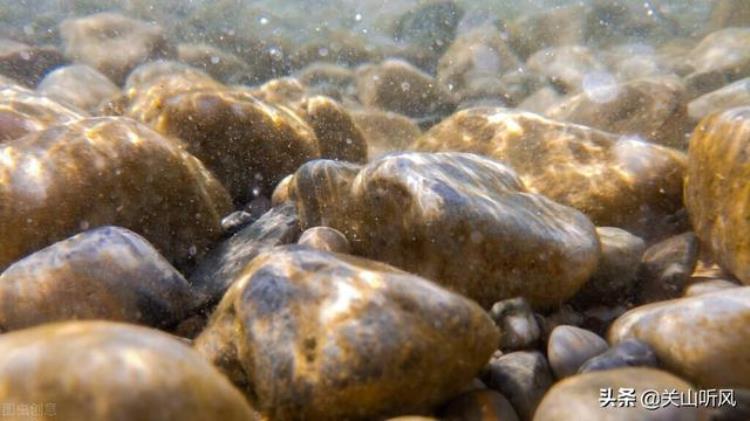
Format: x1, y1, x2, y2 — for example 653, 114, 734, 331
59, 12, 175, 85
37, 64, 119, 112
271, 174, 294, 206
490, 297, 541, 351
290, 152, 600, 309
0, 84, 86, 142
0, 226, 195, 331
0, 321, 258, 420
0, 116, 232, 272
195, 246, 498, 420
636, 232, 699, 304
483, 351, 553, 421
685, 107, 750, 284
684, 279, 740, 297
438, 389, 520, 421
533, 368, 705, 421
688, 78, 750, 122
609, 287, 750, 388
298, 226, 351, 254
548, 325, 609, 379
573, 227, 645, 306
412, 107, 687, 241
578, 339, 658, 374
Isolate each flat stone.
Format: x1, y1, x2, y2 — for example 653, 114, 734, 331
195, 246, 498, 420
289, 152, 600, 309
609, 287, 750, 388
0, 321, 258, 420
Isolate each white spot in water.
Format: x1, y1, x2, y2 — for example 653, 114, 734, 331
318, 47, 329, 57
582, 71, 620, 104
19, 51, 31, 61
259, 17, 269, 25
210, 56, 221, 64
80, 220, 90, 230
355, 13, 362, 22
188, 245, 198, 256
400, 82, 411, 92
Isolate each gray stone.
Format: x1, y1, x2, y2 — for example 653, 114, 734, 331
483, 351, 553, 421
578, 339, 658, 373
547, 325, 608, 379
490, 297, 541, 351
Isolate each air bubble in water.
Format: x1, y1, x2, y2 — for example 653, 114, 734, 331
318, 47, 329, 57
210, 56, 220, 64
355, 13, 362, 22
260, 17, 269, 25
582, 71, 620, 104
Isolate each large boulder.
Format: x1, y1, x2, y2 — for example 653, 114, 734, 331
195, 246, 498, 420
413, 108, 687, 240
0, 321, 258, 420
289, 152, 600, 309
0, 117, 232, 272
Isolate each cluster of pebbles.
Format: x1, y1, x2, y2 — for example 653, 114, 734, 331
0, 0, 749, 420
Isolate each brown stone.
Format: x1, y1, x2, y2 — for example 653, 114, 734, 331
439, 389, 519, 421
0, 116, 231, 272
356, 59, 455, 119
0, 84, 86, 142
37, 64, 119, 112
60, 12, 175, 85
609, 287, 750, 388
636, 232, 700, 304
688, 78, 750, 123
195, 246, 498, 420
0, 226, 195, 331
289, 152, 600, 309
177, 43, 250, 84
298, 226, 351, 254
534, 368, 704, 420
0, 321, 258, 420
526, 46, 606, 94
413, 108, 687, 240
437, 26, 522, 103
0, 38, 67, 87
350, 108, 421, 159
506, 5, 588, 60
685, 107, 750, 283
546, 76, 690, 148
683, 28, 750, 98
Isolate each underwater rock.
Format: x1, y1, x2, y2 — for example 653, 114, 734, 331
295, 95, 368, 164
688, 77, 750, 122
296, 62, 356, 99
547, 325, 609, 379
534, 368, 703, 421
682, 28, 750, 98
0, 226, 195, 331
356, 59, 455, 120
60, 13, 175, 86
125, 74, 319, 202
350, 108, 422, 159
489, 297, 540, 351
709, 0, 750, 31
546, 76, 690, 148
271, 174, 294, 206
436, 26, 522, 104
684, 107, 750, 284
0, 321, 258, 420
483, 351, 553, 421
189, 203, 300, 307
506, 4, 588, 60
37, 64, 119, 112
194, 246, 498, 420
176, 43, 250, 84
0, 84, 86, 142
0, 38, 66, 87
517, 85, 565, 114
438, 389, 520, 421
636, 232, 699, 304
413, 108, 687, 240
609, 287, 750, 388
684, 278, 740, 297
123, 59, 204, 91
0, 116, 231, 272
572, 227, 645, 307
526, 45, 607, 94
289, 152, 600, 309
392, 0, 464, 72
578, 339, 658, 374
584, 0, 679, 47
290, 30, 380, 70
298, 226, 351, 254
